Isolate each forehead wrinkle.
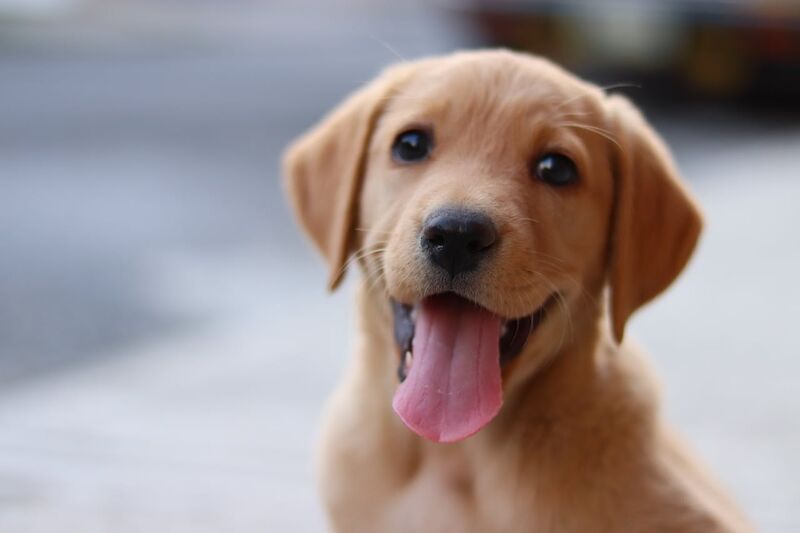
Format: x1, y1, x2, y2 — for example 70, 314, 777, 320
398, 62, 525, 122
542, 127, 589, 163
380, 88, 450, 131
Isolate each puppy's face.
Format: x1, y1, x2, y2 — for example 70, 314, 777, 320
285, 51, 701, 443
361, 56, 613, 356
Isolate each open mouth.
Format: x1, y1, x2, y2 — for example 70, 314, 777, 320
389, 292, 555, 443
392, 295, 550, 383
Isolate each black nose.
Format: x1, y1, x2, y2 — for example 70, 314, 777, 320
421, 208, 498, 278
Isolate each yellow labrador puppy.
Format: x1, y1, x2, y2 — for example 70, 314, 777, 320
284, 50, 752, 533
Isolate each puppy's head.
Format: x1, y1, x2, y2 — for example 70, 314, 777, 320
284, 50, 701, 443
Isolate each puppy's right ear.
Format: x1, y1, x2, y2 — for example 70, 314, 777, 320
283, 65, 413, 291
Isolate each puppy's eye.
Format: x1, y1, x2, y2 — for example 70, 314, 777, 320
392, 129, 432, 163
533, 153, 579, 186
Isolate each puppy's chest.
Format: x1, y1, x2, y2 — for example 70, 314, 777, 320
349, 446, 533, 533
390, 455, 512, 532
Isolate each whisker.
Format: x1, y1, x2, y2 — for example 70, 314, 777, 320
549, 82, 639, 114
333, 242, 388, 281
354, 227, 394, 235
556, 122, 621, 150
600, 82, 642, 93
506, 215, 541, 226
354, 247, 387, 259
549, 109, 597, 122
551, 92, 593, 112
368, 34, 406, 62
366, 263, 388, 295
529, 250, 566, 264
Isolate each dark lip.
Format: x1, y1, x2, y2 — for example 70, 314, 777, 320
390, 292, 556, 382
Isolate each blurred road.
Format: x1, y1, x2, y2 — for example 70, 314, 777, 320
0, 1, 798, 532
0, 1, 462, 383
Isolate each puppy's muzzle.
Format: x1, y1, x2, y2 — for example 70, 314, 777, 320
421, 208, 497, 278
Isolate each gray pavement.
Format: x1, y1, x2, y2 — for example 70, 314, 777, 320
0, 2, 798, 531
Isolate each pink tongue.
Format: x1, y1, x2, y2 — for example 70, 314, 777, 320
392, 293, 503, 443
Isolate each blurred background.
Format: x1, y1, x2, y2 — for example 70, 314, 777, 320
0, 0, 798, 531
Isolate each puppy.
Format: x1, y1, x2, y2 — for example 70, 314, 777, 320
284, 50, 753, 533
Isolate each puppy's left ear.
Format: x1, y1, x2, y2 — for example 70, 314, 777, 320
605, 94, 703, 343
283, 64, 413, 290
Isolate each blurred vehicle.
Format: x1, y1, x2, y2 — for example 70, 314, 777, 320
455, 0, 800, 106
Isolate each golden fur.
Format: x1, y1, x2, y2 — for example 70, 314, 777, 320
284, 50, 753, 533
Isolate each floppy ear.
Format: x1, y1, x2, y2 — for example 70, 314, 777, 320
283, 65, 412, 290
605, 94, 703, 343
